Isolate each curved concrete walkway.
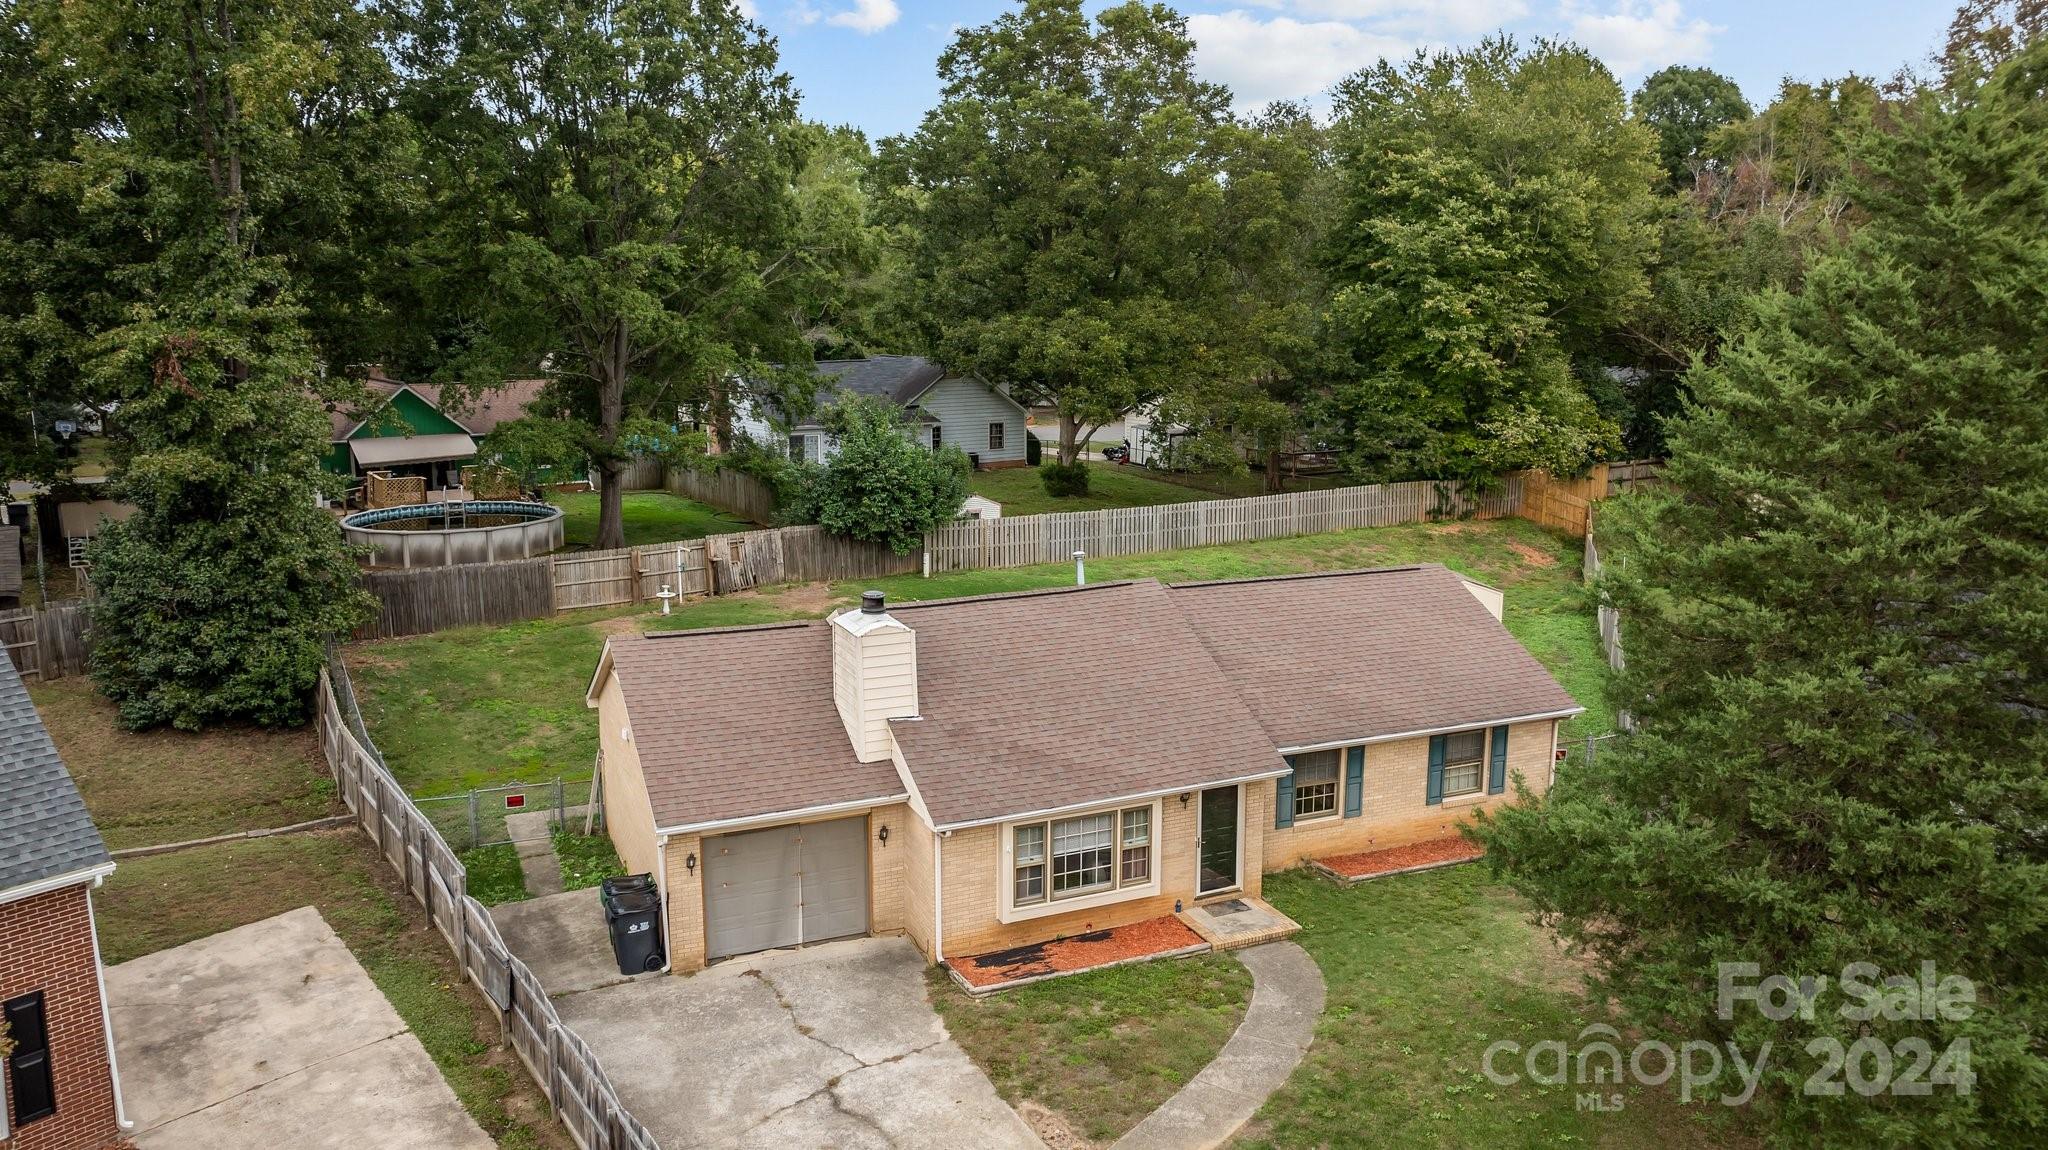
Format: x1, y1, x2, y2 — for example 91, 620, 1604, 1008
1113, 941, 1325, 1150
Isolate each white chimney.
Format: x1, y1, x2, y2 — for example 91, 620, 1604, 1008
831, 590, 919, 762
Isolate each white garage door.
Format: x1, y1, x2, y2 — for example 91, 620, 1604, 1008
703, 816, 870, 961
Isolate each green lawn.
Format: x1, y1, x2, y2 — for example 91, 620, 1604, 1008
1240, 868, 1755, 1149
348, 516, 1611, 796
555, 830, 626, 891
929, 955, 1253, 1144
37, 684, 571, 1149
966, 463, 1231, 515
549, 489, 754, 549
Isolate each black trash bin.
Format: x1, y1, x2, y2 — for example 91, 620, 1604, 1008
601, 873, 664, 974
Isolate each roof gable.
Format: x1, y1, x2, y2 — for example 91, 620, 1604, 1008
0, 657, 111, 896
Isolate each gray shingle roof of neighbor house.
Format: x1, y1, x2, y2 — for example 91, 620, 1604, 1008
599, 622, 906, 831
0, 655, 112, 895
595, 565, 1581, 833
808, 355, 948, 407
1169, 565, 1583, 750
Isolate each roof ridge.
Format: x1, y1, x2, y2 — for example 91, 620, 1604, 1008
1166, 564, 1440, 590
639, 619, 823, 640
882, 579, 1152, 613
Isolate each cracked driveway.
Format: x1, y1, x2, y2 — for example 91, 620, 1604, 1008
552, 936, 1039, 1149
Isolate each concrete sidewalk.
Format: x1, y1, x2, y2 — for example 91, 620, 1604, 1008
1113, 941, 1325, 1150
106, 906, 493, 1150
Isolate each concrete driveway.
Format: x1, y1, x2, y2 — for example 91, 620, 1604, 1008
501, 890, 1037, 1150
105, 906, 493, 1150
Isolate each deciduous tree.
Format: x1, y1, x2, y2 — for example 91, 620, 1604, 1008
807, 396, 968, 555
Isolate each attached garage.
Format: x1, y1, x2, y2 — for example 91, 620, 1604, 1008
703, 816, 870, 961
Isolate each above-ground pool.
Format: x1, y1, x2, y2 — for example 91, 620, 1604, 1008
342, 500, 564, 568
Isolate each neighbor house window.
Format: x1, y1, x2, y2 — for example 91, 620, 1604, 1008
1012, 805, 1155, 907
787, 434, 805, 461
1291, 749, 1340, 819
988, 422, 1005, 450
1442, 730, 1486, 797
931, 426, 943, 451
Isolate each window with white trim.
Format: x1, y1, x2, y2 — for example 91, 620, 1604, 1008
1012, 806, 1155, 907
988, 421, 1005, 450
1292, 749, 1340, 819
1443, 729, 1486, 797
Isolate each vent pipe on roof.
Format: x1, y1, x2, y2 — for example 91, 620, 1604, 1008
1073, 550, 1086, 586
861, 589, 887, 614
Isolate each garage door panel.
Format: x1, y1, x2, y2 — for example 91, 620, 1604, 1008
704, 826, 800, 960
798, 817, 869, 944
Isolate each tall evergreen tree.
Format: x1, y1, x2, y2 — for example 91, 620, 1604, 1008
38, 0, 385, 728
1478, 45, 2048, 1144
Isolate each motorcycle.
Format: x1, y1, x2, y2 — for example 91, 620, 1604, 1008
1102, 442, 1131, 464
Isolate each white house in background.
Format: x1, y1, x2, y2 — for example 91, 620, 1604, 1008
957, 494, 1002, 520
1124, 403, 1196, 468
733, 356, 1031, 469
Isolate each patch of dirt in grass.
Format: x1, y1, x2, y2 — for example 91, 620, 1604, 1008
768, 581, 837, 615
1017, 1100, 1095, 1149
1508, 539, 1560, 567
592, 614, 645, 638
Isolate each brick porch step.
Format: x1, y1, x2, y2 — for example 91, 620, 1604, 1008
1175, 894, 1301, 951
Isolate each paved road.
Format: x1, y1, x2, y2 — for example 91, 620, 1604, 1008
106, 906, 493, 1150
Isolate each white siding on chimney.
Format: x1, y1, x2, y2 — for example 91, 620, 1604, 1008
831, 610, 920, 762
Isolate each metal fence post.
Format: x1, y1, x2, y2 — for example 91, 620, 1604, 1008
469, 789, 480, 850
555, 775, 565, 831
1585, 734, 1596, 770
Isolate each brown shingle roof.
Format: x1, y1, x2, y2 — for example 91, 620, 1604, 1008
1168, 565, 1581, 749
885, 581, 1289, 827
598, 566, 1580, 833
603, 623, 904, 830
328, 372, 549, 441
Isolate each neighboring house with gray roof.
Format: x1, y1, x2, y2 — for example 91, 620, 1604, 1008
731, 355, 1031, 469
584, 564, 1581, 973
0, 656, 127, 1147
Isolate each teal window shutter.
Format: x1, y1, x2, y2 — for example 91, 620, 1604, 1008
1488, 725, 1509, 794
1343, 746, 1364, 818
1426, 735, 1446, 805
1276, 756, 1295, 828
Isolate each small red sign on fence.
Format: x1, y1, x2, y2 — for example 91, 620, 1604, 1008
505, 794, 526, 809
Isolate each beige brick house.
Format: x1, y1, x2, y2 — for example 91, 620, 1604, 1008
584, 565, 1580, 973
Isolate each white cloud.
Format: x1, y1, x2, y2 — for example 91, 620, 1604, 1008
1561, 1, 1718, 78
1187, 10, 1413, 107
826, 0, 900, 34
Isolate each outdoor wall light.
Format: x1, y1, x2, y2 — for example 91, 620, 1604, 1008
1179, 792, 1190, 807
685, 852, 697, 876
877, 824, 891, 847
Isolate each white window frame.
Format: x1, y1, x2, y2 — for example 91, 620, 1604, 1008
998, 798, 1163, 923
1442, 728, 1486, 799
988, 421, 1005, 450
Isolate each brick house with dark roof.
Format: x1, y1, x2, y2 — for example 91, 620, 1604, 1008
584, 565, 1581, 971
0, 658, 128, 1148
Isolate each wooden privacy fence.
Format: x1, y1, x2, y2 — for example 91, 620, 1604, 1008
0, 599, 93, 682
1518, 464, 1604, 537
924, 477, 1520, 573
355, 557, 556, 640
315, 667, 660, 1150
660, 466, 779, 525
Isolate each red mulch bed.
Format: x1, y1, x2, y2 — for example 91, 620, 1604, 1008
945, 914, 1207, 989
1318, 836, 1484, 880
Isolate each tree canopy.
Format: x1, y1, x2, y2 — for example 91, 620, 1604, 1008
1478, 41, 2048, 1143
805, 396, 969, 555
1632, 65, 1753, 189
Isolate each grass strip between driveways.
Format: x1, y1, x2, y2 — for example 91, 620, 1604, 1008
927, 953, 1252, 1144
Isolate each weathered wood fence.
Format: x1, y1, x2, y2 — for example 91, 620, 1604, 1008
660, 466, 780, 525
355, 557, 556, 640
924, 477, 1518, 573
316, 665, 660, 1150
1604, 458, 1664, 495
0, 599, 94, 681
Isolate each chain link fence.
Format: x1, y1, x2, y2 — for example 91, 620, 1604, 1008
417, 778, 601, 851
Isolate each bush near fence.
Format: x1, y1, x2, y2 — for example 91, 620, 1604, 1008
315, 665, 660, 1150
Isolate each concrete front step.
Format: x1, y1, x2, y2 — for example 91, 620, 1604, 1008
1174, 894, 1301, 951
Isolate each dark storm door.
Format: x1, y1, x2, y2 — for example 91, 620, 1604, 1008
1198, 786, 1240, 894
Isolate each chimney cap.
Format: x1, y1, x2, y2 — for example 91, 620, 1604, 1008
861, 590, 886, 614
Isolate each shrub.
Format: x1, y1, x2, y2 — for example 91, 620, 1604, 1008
811, 395, 970, 554
1039, 460, 1091, 497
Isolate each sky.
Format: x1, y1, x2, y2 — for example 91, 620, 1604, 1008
752, 1, 1960, 139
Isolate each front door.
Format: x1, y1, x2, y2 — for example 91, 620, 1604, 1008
1198, 786, 1240, 895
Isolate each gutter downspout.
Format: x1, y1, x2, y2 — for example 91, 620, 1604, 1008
655, 835, 673, 974
933, 830, 947, 964
86, 877, 134, 1132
